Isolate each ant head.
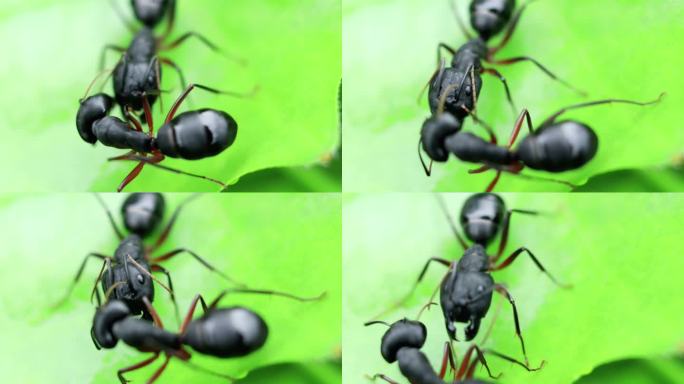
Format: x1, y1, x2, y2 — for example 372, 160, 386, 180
92, 300, 130, 349
376, 319, 427, 363
441, 271, 493, 340
183, 307, 268, 358
421, 113, 463, 162
469, 0, 516, 41
76, 94, 113, 144
460, 193, 506, 246
121, 193, 165, 237
131, 0, 171, 28
157, 109, 238, 160
430, 68, 482, 120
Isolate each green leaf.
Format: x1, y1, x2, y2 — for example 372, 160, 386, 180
237, 361, 342, 384
575, 357, 684, 384
575, 166, 684, 192
342, 0, 684, 192
0, 0, 340, 192
343, 194, 684, 383
0, 194, 341, 382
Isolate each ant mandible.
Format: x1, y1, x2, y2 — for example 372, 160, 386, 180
92, 288, 324, 383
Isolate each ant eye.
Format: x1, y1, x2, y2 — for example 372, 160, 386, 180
137, 274, 145, 284
477, 285, 484, 292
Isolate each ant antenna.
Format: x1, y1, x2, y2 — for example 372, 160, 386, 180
435, 195, 468, 249
542, 93, 666, 126
364, 320, 392, 328
94, 194, 124, 240
81, 69, 114, 102
126, 255, 174, 294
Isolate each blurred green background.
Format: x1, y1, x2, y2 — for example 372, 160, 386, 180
0, 194, 341, 383
342, 0, 684, 192
343, 193, 684, 383
0, 0, 340, 192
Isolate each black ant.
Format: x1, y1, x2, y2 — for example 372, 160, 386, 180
93, 0, 239, 119
421, 92, 664, 191
55, 194, 241, 324
77, 83, 243, 191
426, 0, 584, 120
364, 317, 540, 384
92, 288, 324, 383
370, 195, 569, 366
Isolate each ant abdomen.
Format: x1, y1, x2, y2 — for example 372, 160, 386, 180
157, 109, 238, 160
469, 0, 516, 41
131, 0, 172, 28
421, 113, 463, 162
92, 116, 155, 153
516, 121, 598, 172
77, 94, 114, 144
122, 193, 165, 237
182, 307, 268, 358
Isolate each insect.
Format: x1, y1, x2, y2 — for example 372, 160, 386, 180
421, 94, 664, 191
428, 0, 584, 120
77, 83, 240, 191
55, 194, 241, 324
364, 317, 538, 384
92, 288, 325, 383
97, 0, 231, 118
371, 195, 568, 365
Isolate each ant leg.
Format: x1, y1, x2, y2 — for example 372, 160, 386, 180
117, 161, 146, 193
469, 165, 490, 174
89, 258, 111, 306
481, 348, 545, 372
507, 109, 534, 148
418, 138, 434, 177
510, 172, 577, 190
541, 93, 666, 127
155, 57, 164, 113
141, 296, 165, 328
457, 345, 501, 380
165, 83, 257, 124
159, 57, 188, 98
53, 253, 111, 308
99, 44, 125, 71
436, 43, 456, 65
493, 284, 529, 365
369, 257, 452, 321
179, 293, 211, 333
149, 248, 244, 286
366, 374, 400, 384
208, 288, 326, 310
487, 1, 537, 56
117, 353, 160, 384
436, 195, 468, 249
146, 355, 172, 384
161, 31, 246, 66
150, 265, 181, 326
438, 341, 458, 380
107, 0, 136, 33
123, 107, 144, 132
149, 194, 201, 253
449, 0, 473, 39
110, 154, 227, 189
94, 194, 123, 240
482, 67, 516, 113
418, 59, 445, 104
490, 247, 570, 288
493, 209, 539, 262
159, 0, 177, 41
81, 68, 113, 101
486, 171, 502, 192
489, 56, 586, 96
142, 95, 155, 136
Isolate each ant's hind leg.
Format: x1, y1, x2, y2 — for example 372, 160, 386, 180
161, 31, 246, 66
149, 248, 244, 287
116, 161, 146, 193
482, 67, 516, 113
150, 265, 181, 326
53, 252, 111, 309
493, 284, 530, 366
493, 209, 539, 261
99, 45, 125, 71
149, 194, 200, 253
489, 56, 586, 96
366, 374, 400, 384
486, 171, 502, 192
117, 353, 161, 384
490, 247, 570, 288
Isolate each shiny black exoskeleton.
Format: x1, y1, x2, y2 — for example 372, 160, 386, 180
469, 0, 516, 40
76, 84, 238, 191
92, 288, 322, 383
429, 96, 663, 191
131, 0, 174, 28
365, 318, 540, 384
111, 28, 161, 114
371, 195, 567, 366
121, 193, 166, 237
